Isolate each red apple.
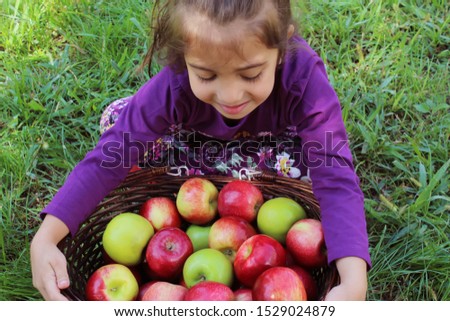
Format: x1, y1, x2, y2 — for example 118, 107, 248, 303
217, 180, 264, 222
140, 197, 182, 231
208, 216, 256, 262
253, 266, 307, 301
184, 281, 234, 301
176, 177, 218, 224
290, 265, 319, 300
145, 227, 193, 281
137, 281, 156, 301
85, 264, 139, 301
141, 281, 187, 301
286, 218, 327, 268
234, 288, 253, 301
233, 234, 286, 288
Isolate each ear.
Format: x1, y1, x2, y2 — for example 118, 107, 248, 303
287, 24, 295, 39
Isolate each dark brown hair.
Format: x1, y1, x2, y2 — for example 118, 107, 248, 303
142, 0, 296, 76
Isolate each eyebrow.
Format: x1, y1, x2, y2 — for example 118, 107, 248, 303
187, 62, 266, 72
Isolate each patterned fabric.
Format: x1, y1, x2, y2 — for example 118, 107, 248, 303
100, 97, 310, 181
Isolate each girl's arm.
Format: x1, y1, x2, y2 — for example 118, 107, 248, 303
30, 215, 70, 300
324, 256, 368, 300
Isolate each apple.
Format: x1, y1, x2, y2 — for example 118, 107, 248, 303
286, 218, 327, 268
137, 281, 156, 301
186, 224, 212, 252
234, 288, 253, 301
85, 264, 139, 301
257, 197, 306, 244
184, 281, 234, 301
102, 212, 154, 266
233, 234, 286, 288
290, 265, 319, 300
146, 227, 193, 281
182, 248, 233, 288
253, 266, 307, 301
103, 249, 144, 286
141, 281, 187, 301
139, 197, 182, 231
176, 177, 218, 224
217, 180, 264, 222
208, 216, 256, 262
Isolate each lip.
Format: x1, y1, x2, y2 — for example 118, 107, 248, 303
218, 102, 249, 115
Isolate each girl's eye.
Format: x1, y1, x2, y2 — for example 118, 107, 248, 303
197, 75, 216, 82
241, 72, 262, 82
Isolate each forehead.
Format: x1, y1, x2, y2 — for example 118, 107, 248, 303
182, 13, 271, 64
184, 13, 248, 52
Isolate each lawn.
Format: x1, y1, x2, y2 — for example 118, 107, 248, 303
1, 0, 449, 300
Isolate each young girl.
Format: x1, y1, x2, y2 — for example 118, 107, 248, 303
31, 0, 371, 300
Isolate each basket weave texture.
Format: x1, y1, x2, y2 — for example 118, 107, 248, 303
58, 167, 338, 300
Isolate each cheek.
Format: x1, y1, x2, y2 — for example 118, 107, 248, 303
252, 76, 275, 102
188, 79, 213, 103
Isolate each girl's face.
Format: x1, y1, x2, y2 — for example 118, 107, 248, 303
184, 31, 279, 120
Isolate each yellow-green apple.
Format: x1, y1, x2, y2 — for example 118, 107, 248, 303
176, 177, 218, 224
102, 213, 154, 266
234, 288, 253, 301
186, 224, 212, 252
289, 265, 319, 300
182, 248, 233, 288
85, 263, 139, 301
208, 216, 256, 262
286, 218, 327, 268
145, 227, 193, 281
184, 281, 234, 301
141, 281, 187, 301
139, 197, 181, 231
252, 266, 307, 301
233, 234, 286, 288
217, 180, 264, 222
257, 197, 306, 244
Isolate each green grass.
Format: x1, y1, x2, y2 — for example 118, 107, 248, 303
1, 0, 449, 300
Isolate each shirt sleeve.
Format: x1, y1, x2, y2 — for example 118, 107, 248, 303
294, 60, 372, 268
41, 68, 184, 236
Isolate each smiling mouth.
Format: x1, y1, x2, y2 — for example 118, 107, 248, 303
219, 102, 249, 115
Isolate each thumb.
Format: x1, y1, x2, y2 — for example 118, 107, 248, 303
57, 274, 70, 290
52, 257, 70, 290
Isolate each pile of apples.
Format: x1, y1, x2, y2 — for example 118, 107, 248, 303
85, 177, 327, 301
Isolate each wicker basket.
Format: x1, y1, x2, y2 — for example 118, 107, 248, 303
58, 166, 338, 300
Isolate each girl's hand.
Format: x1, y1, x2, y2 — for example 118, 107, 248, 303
324, 256, 368, 301
30, 215, 70, 301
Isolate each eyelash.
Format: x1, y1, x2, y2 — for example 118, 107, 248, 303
242, 73, 262, 83
197, 73, 262, 83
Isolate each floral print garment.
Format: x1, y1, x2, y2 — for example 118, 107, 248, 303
100, 97, 310, 181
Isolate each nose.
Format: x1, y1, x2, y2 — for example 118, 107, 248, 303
216, 79, 244, 106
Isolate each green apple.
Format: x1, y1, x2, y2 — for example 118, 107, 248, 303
257, 197, 306, 244
102, 212, 154, 266
182, 248, 233, 288
186, 224, 212, 252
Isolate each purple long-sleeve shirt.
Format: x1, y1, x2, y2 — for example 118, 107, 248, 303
42, 36, 371, 267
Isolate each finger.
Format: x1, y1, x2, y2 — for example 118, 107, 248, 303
52, 252, 70, 290
40, 272, 69, 301
44, 285, 70, 301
